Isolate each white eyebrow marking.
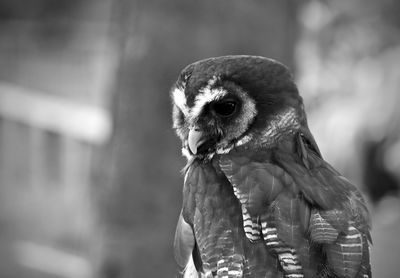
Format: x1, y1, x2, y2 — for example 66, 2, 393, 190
172, 86, 190, 117
191, 87, 228, 119
191, 75, 227, 118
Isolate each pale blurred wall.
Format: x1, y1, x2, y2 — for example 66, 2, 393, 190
0, 1, 115, 277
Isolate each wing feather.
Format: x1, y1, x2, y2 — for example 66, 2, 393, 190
174, 211, 197, 275
325, 226, 364, 278
273, 193, 303, 247
219, 134, 371, 278
309, 210, 339, 243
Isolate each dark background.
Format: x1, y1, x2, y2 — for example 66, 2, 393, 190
0, 0, 399, 277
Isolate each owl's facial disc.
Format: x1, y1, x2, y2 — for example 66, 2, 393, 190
188, 98, 240, 154
172, 77, 257, 159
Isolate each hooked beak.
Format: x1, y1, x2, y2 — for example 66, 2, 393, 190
188, 128, 207, 155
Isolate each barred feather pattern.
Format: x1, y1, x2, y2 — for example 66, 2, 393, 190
325, 226, 364, 278
309, 211, 339, 243
181, 161, 280, 277
220, 156, 304, 278
240, 205, 262, 242
218, 142, 371, 278
260, 220, 303, 278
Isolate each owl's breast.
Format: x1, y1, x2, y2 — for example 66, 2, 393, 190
183, 160, 279, 277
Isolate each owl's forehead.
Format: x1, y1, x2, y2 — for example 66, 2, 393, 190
172, 75, 228, 118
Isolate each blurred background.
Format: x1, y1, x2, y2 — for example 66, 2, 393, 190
0, 0, 398, 277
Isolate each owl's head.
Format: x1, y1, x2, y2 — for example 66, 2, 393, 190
171, 55, 307, 160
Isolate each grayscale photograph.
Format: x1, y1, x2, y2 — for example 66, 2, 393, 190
0, 0, 398, 277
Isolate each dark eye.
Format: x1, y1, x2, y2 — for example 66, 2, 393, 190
212, 100, 237, 117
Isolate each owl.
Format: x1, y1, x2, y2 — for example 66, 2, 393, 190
171, 56, 371, 278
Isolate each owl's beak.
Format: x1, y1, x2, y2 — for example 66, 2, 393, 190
188, 128, 207, 155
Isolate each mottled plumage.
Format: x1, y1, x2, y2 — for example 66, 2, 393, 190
171, 56, 371, 278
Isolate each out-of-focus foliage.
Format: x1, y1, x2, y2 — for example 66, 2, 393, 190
296, 1, 400, 277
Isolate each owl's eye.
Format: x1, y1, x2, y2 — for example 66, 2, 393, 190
212, 100, 237, 117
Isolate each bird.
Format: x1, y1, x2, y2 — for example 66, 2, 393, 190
171, 55, 371, 278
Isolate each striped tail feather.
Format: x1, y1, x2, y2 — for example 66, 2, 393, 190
260, 214, 304, 278
216, 255, 244, 277
325, 226, 365, 278
241, 205, 262, 242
